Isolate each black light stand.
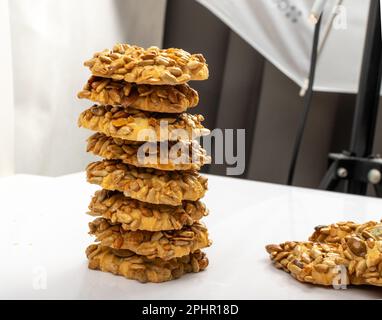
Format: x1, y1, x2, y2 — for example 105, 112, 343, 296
319, 0, 382, 196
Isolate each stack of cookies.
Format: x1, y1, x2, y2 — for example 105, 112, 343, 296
77, 43, 212, 283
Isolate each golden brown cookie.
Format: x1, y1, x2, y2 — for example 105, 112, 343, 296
86, 160, 208, 205
78, 105, 209, 142
88, 189, 208, 231
86, 133, 211, 171
77, 76, 199, 113
266, 236, 382, 286
86, 244, 209, 283
266, 241, 350, 286
84, 44, 209, 85
89, 218, 211, 260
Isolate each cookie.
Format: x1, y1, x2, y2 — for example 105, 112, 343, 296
86, 132, 211, 171
266, 236, 382, 286
78, 105, 209, 142
84, 44, 209, 85
88, 189, 208, 231
86, 160, 208, 205
86, 244, 209, 283
266, 241, 350, 286
89, 218, 211, 260
77, 76, 199, 113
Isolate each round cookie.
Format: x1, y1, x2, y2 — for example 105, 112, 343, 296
78, 105, 210, 142
89, 218, 211, 260
84, 43, 209, 85
86, 132, 211, 171
86, 160, 208, 206
88, 189, 208, 231
86, 244, 208, 283
78, 76, 199, 113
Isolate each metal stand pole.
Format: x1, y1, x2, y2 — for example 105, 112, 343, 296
347, 0, 382, 194
319, 0, 382, 196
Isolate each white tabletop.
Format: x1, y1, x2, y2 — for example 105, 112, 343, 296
1, 172, 382, 300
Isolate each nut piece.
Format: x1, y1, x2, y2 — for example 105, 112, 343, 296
86, 159, 208, 206
86, 244, 209, 283
77, 76, 199, 113
89, 218, 211, 260
88, 189, 208, 231
84, 44, 209, 85
86, 132, 211, 171
78, 105, 210, 142
347, 237, 367, 257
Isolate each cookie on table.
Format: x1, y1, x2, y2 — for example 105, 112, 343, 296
86, 160, 208, 206
266, 241, 347, 286
86, 244, 209, 283
86, 133, 211, 171
265, 236, 382, 286
78, 105, 209, 142
88, 189, 208, 231
78, 76, 199, 113
89, 218, 211, 260
84, 43, 209, 85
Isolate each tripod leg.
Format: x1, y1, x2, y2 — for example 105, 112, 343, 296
347, 1, 382, 196
319, 161, 340, 191
373, 184, 382, 198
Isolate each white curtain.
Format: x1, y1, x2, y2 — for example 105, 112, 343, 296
1, 0, 166, 176
0, 0, 14, 176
